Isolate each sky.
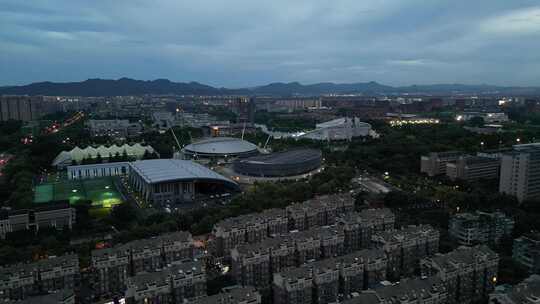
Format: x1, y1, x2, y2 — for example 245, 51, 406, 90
1, 0, 540, 87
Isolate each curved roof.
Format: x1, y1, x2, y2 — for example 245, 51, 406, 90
183, 137, 258, 156
129, 159, 238, 188
236, 149, 322, 166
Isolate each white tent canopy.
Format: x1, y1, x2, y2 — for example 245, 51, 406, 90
52, 143, 156, 167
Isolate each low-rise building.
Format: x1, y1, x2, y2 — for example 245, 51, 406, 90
512, 232, 540, 273
421, 151, 465, 177
449, 211, 514, 246
0, 203, 76, 239
372, 225, 439, 280
87, 119, 142, 138
446, 156, 500, 181
421, 245, 499, 304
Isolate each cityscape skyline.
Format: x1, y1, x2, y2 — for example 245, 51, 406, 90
2, 1, 540, 87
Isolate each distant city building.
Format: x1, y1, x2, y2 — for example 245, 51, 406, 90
295, 117, 371, 141
499, 143, 540, 202
421, 245, 499, 304
0, 254, 79, 302
177, 112, 229, 128
0, 203, 76, 239
446, 156, 500, 181
152, 111, 176, 129
449, 211, 514, 246
125, 260, 206, 304
489, 274, 540, 304
231, 97, 255, 124
87, 119, 142, 138
456, 112, 509, 123
0, 96, 58, 122
52, 143, 156, 168
421, 151, 465, 177
512, 232, 540, 274
128, 159, 239, 205
372, 225, 439, 280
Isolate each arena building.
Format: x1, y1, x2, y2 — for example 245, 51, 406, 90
182, 137, 259, 160
128, 159, 239, 205
233, 149, 322, 177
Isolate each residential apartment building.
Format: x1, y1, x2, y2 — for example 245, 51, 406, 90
337, 208, 395, 252
449, 211, 514, 246
0, 203, 76, 239
212, 193, 355, 257
421, 245, 499, 304
125, 260, 206, 304
512, 232, 540, 273
188, 286, 261, 304
0, 254, 79, 302
421, 151, 465, 176
273, 267, 313, 304
372, 225, 440, 280
489, 275, 540, 304
273, 249, 388, 304
341, 277, 448, 304
499, 143, 540, 202
91, 231, 194, 297
17, 289, 75, 304
446, 156, 500, 181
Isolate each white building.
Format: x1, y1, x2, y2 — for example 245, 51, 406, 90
67, 162, 130, 180
52, 143, 156, 168
499, 143, 540, 202
296, 117, 371, 141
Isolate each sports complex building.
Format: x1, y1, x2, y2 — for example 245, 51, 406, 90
128, 159, 239, 205
181, 137, 258, 160
233, 149, 322, 177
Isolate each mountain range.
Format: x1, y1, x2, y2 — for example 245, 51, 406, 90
1, 78, 539, 96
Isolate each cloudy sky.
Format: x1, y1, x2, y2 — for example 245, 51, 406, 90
1, 0, 540, 87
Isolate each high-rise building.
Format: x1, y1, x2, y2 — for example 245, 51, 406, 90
0, 96, 48, 122
231, 97, 255, 124
499, 144, 540, 202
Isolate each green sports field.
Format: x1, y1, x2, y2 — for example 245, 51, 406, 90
34, 177, 124, 209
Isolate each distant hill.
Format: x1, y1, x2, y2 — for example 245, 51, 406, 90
1, 78, 539, 96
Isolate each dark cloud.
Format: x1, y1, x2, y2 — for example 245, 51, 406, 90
1, 0, 540, 86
